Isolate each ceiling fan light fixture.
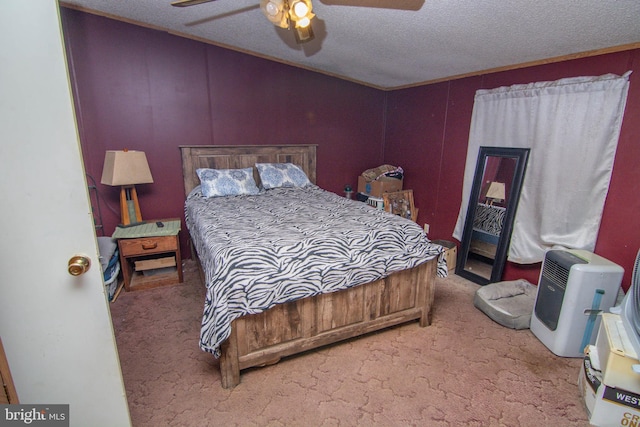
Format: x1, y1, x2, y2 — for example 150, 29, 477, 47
289, 0, 314, 26
260, 0, 316, 42
260, 0, 289, 28
265, 3, 279, 15
294, 22, 314, 43
291, 1, 309, 18
295, 16, 312, 28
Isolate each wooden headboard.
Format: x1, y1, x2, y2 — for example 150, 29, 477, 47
179, 144, 318, 196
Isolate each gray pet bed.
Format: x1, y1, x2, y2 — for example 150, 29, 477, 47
474, 279, 537, 329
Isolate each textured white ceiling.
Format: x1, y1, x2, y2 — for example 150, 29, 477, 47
62, 0, 640, 89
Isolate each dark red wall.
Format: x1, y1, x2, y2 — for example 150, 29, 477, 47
62, 8, 640, 290
61, 8, 386, 258
386, 50, 640, 289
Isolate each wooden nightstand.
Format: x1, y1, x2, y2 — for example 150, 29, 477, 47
114, 219, 183, 291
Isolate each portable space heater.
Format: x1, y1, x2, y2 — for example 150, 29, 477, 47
530, 249, 624, 357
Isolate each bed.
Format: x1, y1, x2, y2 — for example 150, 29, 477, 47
180, 144, 445, 388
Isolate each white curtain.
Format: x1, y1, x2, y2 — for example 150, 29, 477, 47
453, 72, 630, 264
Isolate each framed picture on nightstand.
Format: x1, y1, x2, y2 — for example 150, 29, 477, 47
383, 190, 417, 222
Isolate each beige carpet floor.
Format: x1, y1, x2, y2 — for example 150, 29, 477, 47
110, 260, 590, 426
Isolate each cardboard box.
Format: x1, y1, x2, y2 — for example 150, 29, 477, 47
357, 175, 403, 198
595, 313, 640, 393
578, 350, 602, 422
578, 315, 640, 427
431, 239, 457, 272
579, 349, 640, 427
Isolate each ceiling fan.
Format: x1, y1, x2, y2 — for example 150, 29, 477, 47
171, 0, 425, 44
171, 0, 425, 8
172, 0, 317, 43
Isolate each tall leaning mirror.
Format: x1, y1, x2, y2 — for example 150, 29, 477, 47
456, 147, 530, 285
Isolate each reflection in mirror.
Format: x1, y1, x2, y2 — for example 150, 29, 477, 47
456, 147, 530, 285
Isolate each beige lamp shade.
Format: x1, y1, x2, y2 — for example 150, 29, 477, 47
101, 150, 154, 186
486, 181, 506, 201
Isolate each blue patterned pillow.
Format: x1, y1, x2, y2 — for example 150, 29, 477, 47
256, 163, 311, 189
196, 168, 260, 198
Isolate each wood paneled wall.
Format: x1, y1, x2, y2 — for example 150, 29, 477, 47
385, 49, 640, 288
61, 7, 640, 288
61, 8, 386, 258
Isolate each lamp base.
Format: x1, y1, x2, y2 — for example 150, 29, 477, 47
120, 185, 144, 226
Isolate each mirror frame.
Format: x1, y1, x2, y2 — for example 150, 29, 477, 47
456, 146, 530, 285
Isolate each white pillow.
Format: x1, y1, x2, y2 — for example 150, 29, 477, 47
256, 163, 311, 189
196, 168, 260, 198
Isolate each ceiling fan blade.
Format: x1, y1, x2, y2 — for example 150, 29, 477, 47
171, 0, 219, 7
319, 0, 425, 10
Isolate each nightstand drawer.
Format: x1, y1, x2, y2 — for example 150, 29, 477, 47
119, 236, 177, 256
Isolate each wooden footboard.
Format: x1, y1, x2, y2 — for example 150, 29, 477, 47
218, 258, 437, 388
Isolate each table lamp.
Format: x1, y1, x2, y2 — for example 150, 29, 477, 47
101, 149, 154, 226
485, 181, 506, 206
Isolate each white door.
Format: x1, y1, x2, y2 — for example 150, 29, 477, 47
0, 2, 131, 426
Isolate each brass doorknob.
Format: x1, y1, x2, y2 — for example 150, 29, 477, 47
68, 255, 91, 276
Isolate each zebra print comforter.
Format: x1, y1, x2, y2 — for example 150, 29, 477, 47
185, 185, 446, 356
